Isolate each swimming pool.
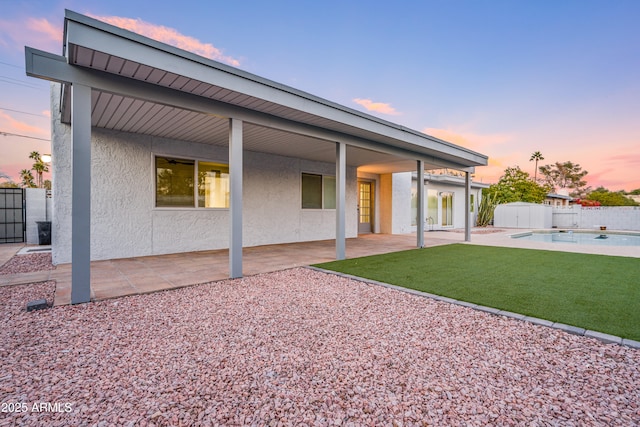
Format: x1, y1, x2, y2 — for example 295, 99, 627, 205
512, 231, 640, 247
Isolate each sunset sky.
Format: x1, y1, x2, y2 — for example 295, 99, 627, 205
1, 0, 639, 191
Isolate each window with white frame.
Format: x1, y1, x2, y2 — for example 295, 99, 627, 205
301, 173, 336, 209
155, 156, 229, 208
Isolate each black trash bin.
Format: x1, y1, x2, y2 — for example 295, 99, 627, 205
36, 221, 51, 245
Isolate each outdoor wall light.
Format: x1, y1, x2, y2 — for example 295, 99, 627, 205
41, 154, 52, 163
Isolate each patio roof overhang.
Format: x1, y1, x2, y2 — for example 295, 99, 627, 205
26, 10, 488, 175
24, 10, 488, 304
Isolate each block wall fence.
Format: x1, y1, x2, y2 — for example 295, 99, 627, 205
552, 206, 640, 231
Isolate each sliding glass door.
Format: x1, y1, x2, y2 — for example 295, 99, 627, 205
441, 192, 453, 227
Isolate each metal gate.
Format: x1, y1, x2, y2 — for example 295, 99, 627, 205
0, 188, 25, 243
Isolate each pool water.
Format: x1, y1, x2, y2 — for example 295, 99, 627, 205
513, 231, 640, 247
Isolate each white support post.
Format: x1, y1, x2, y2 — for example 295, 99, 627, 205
229, 118, 243, 278
71, 83, 92, 304
465, 171, 471, 242
336, 142, 346, 260
417, 160, 425, 248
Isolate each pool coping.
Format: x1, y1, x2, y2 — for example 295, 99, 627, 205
307, 266, 640, 350
510, 229, 640, 239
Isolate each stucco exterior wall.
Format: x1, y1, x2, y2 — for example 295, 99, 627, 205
392, 173, 413, 234
379, 174, 393, 234
50, 85, 357, 264
50, 83, 71, 262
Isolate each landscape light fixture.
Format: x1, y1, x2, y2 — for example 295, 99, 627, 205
26, 299, 49, 311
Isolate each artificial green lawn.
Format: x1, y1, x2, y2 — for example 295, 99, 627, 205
314, 244, 640, 341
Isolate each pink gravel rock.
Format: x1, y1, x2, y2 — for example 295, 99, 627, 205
0, 253, 54, 275
1, 268, 639, 426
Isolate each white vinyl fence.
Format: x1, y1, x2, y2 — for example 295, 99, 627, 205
494, 202, 552, 229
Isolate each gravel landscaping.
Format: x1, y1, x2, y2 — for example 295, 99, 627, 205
1, 268, 639, 426
0, 253, 55, 275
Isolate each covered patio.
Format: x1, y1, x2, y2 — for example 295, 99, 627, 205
25, 11, 487, 304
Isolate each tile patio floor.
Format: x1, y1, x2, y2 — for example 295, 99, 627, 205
1, 233, 458, 306
7, 228, 636, 306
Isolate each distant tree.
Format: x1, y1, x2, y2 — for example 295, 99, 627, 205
529, 151, 544, 182
628, 188, 640, 195
485, 166, 550, 204
20, 169, 37, 188
586, 187, 638, 206
43, 179, 52, 190
539, 161, 589, 198
29, 151, 49, 188
0, 181, 20, 188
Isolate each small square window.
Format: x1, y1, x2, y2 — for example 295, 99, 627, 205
302, 173, 336, 209
156, 157, 194, 207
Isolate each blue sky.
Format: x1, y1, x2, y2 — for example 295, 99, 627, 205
1, 0, 639, 190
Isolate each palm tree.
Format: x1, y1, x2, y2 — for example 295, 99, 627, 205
20, 169, 36, 188
529, 151, 544, 183
28, 151, 49, 188
32, 161, 48, 188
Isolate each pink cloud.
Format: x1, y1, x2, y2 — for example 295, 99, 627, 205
90, 15, 241, 67
27, 17, 63, 44
603, 152, 640, 167
0, 111, 48, 136
0, 17, 61, 53
353, 98, 401, 116
585, 159, 640, 191
587, 174, 640, 192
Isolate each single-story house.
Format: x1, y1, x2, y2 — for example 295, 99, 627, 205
25, 10, 488, 303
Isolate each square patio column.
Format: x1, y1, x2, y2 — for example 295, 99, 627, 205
229, 118, 243, 278
465, 171, 471, 242
71, 83, 92, 304
336, 142, 346, 260
417, 160, 425, 248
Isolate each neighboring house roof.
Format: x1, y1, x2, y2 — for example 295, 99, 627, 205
26, 10, 488, 175
546, 193, 573, 200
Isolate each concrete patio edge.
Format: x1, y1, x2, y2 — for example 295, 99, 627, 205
306, 266, 640, 350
